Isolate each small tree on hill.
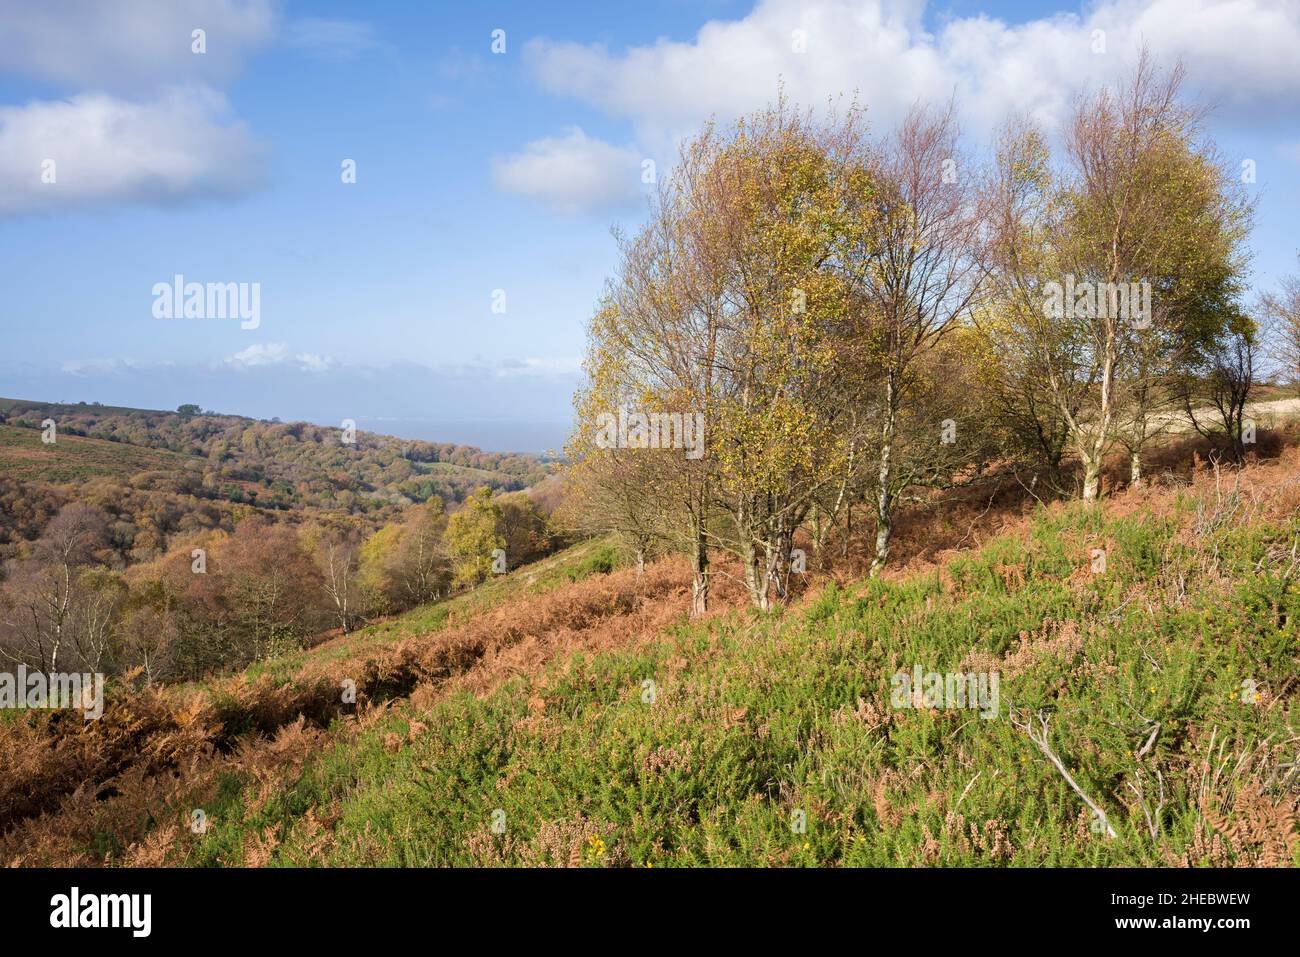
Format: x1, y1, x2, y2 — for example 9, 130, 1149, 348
445, 487, 505, 591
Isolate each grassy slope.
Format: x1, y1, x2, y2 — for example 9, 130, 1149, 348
0, 423, 199, 483
245, 537, 624, 683
0, 534, 637, 865
172, 462, 1300, 868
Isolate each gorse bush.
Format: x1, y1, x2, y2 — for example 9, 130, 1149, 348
566, 543, 620, 581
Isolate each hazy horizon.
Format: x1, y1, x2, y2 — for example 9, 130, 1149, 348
0, 388, 571, 456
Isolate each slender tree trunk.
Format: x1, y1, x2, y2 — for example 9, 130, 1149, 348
1081, 453, 1102, 504
1129, 450, 1142, 487
770, 517, 794, 602
870, 483, 892, 577
1231, 401, 1247, 463
869, 385, 897, 578
1085, 335, 1118, 503
741, 539, 771, 611
689, 515, 709, 617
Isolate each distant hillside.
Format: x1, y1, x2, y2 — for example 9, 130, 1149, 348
0, 397, 552, 512
0, 396, 560, 596
0, 423, 199, 484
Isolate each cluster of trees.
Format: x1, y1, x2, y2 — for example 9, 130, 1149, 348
3, 392, 564, 587
571, 56, 1291, 614
0, 487, 556, 681
0, 398, 551, 512
0, 475, 242, 568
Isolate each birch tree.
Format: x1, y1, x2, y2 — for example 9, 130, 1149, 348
841, 103, 983, 574
985, 55, 1250, 501
1264, 265, 1300, 391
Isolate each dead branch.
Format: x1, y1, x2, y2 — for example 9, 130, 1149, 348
1012, 708, 1117, 838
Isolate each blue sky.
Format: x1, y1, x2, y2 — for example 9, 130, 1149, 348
1, 0, 1297, 452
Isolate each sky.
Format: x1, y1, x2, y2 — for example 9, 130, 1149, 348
1, 0, 1298, 453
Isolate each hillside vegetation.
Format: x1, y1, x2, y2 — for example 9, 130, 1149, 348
0, 423, 199, 484
0, 398, 563, 682
2, 445, 1296, 867
0, 397, 550, 514
5, 57, 1300, 873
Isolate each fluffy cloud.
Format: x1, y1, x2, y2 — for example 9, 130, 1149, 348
222, 343, 289, 368
0, 1, 276, 218
525, 0, 1300, 144
0, 0, 274, 94
222, 343, 336, 372
0, 88, 264, 217
491, 127, 644, 216
60, 348, 574, 382
294, 352, 337, 373
60, 357, 157, 376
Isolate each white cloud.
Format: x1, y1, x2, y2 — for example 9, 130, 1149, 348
492, 127, 644, 215
61, 357, 138, 376
525, 0, 1300, 145
285, 18, 378, 59
0, 2, 278, 218
222, 343, 338, 373
0, 88, 265, 217
0, 0, 274, 95
71, 348, 558, 380
224, 343, 290, 368
295, 352, 336, 373
217, 348, 578, 380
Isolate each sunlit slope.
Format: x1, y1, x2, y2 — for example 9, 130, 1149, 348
175, 458, 1299, 867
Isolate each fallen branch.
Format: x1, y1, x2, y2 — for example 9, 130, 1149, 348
1012, 708, 1116, 839
1127, 766, 1165, 840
